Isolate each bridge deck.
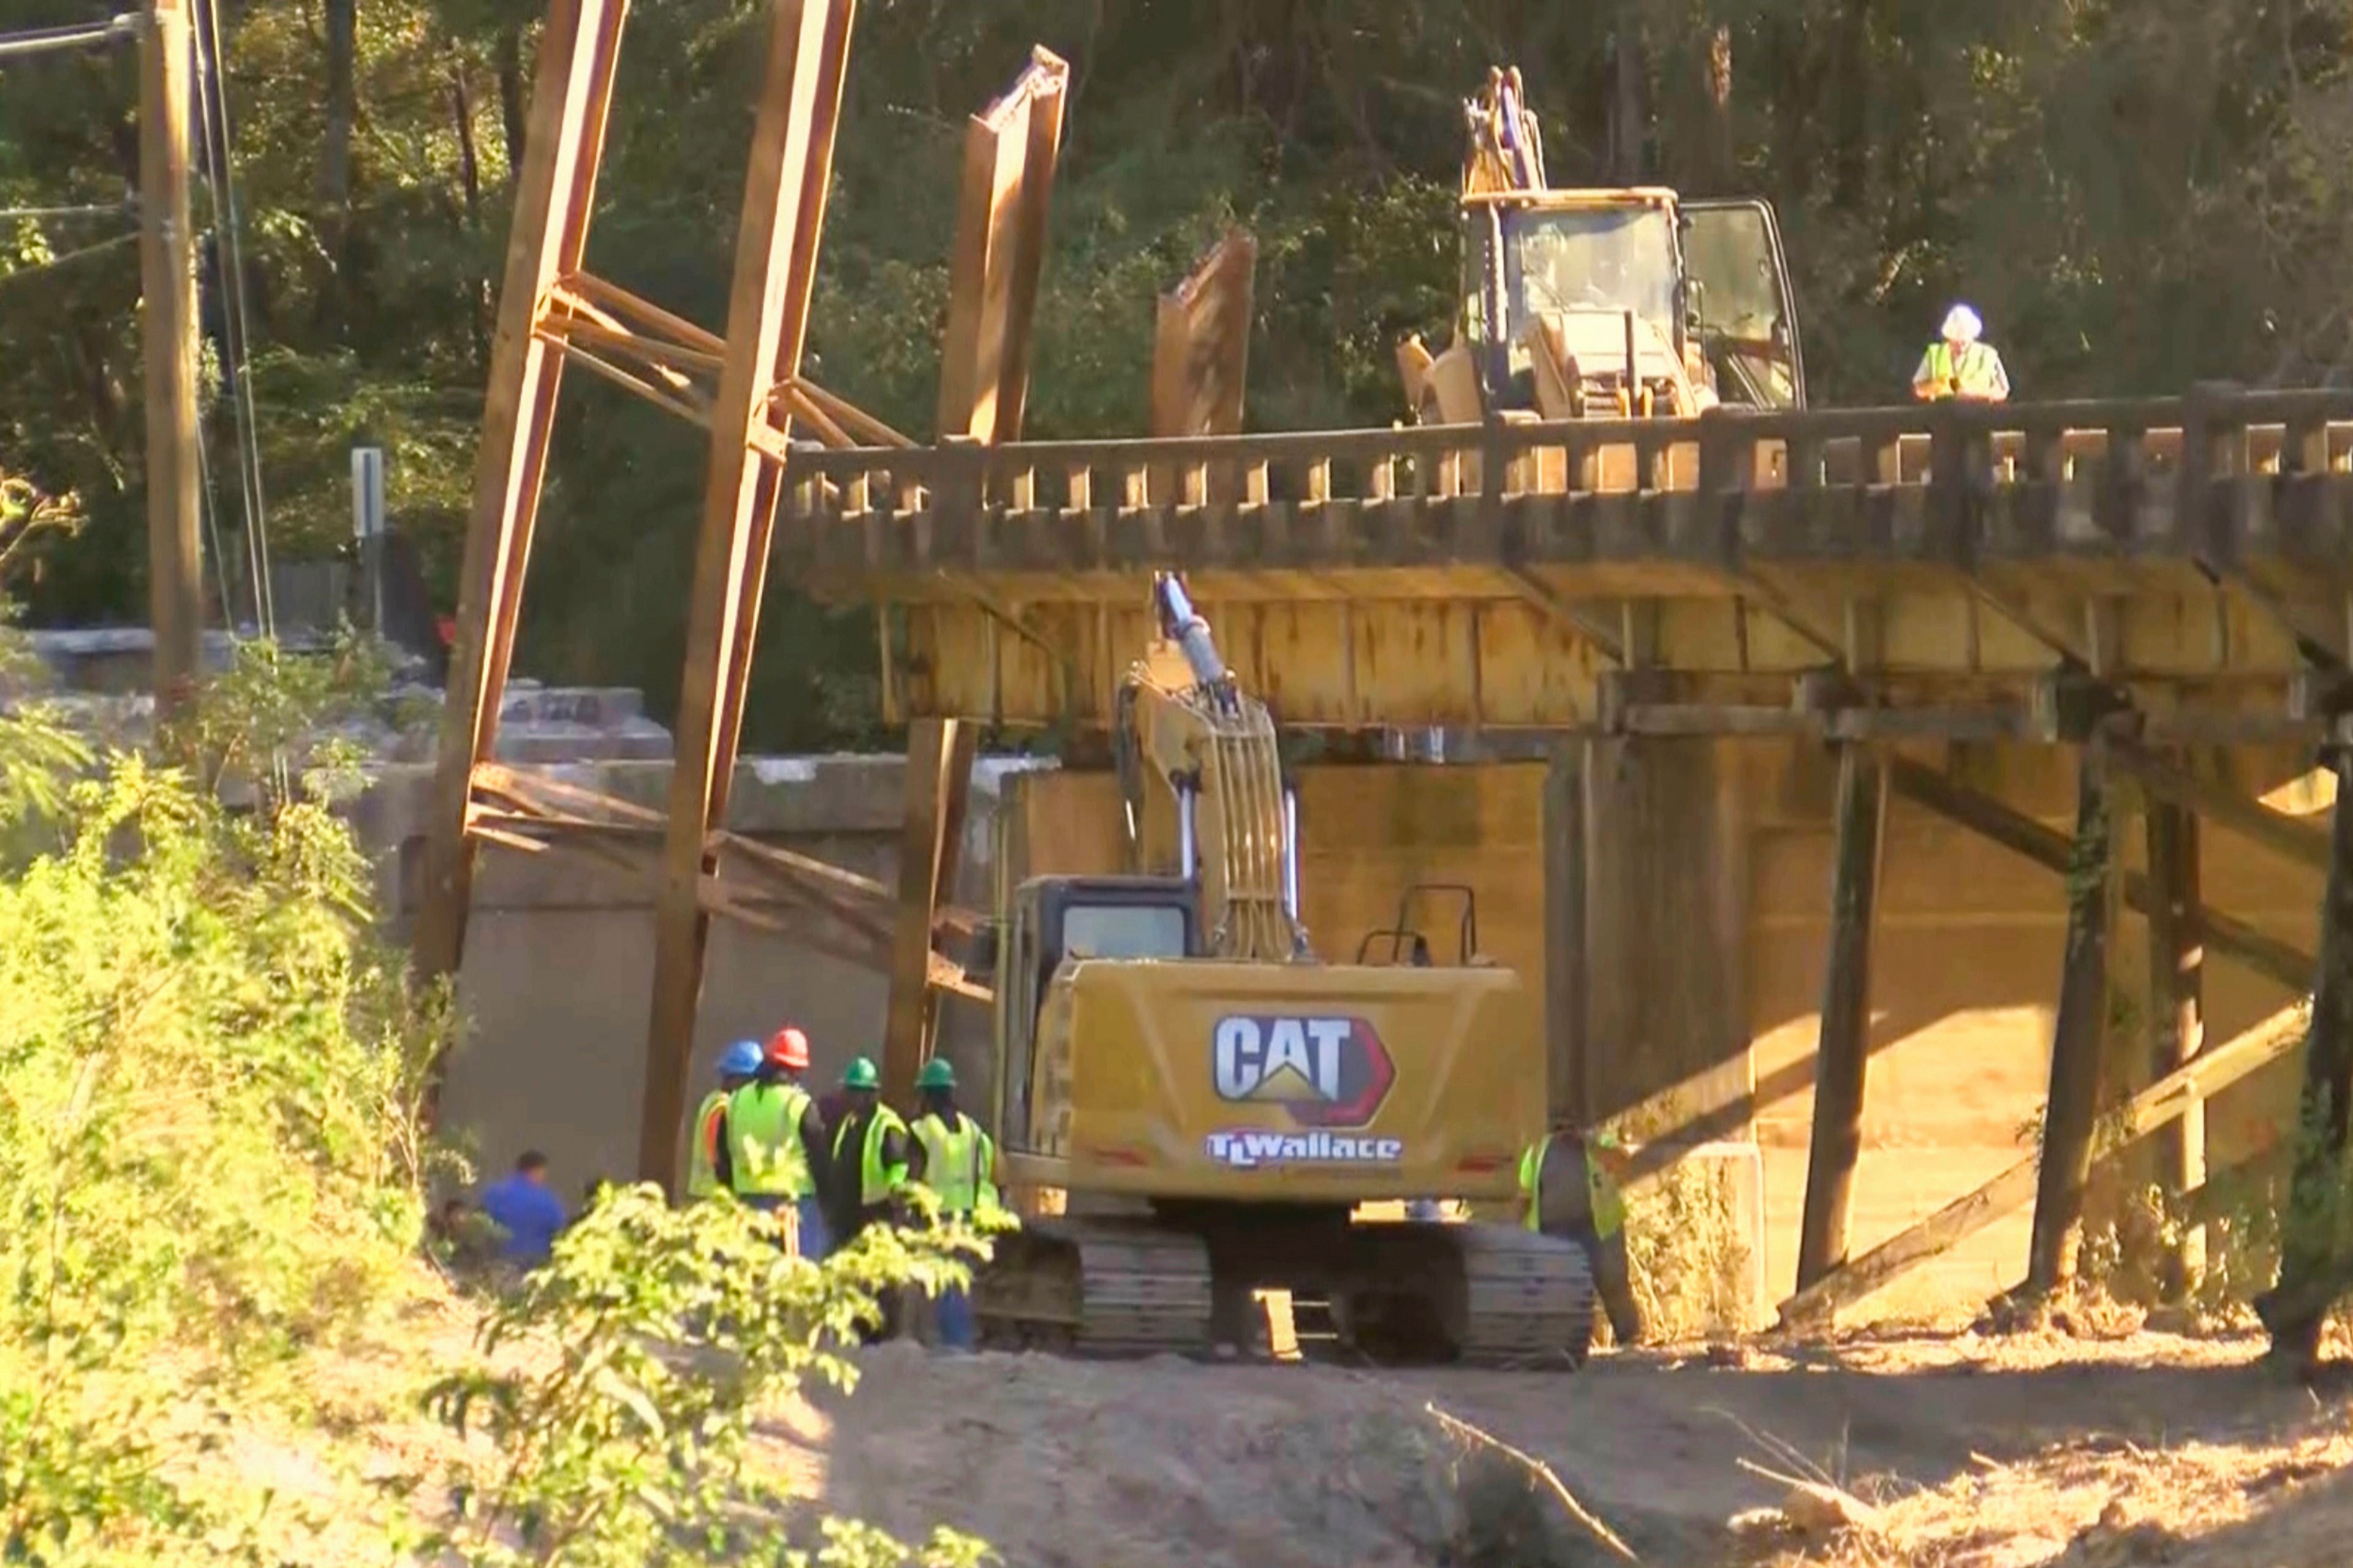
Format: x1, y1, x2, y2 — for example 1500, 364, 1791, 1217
773, 390, 2353, 737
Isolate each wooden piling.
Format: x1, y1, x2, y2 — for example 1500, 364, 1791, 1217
2027, 743, 2114, 1293
2267, 751, 2353, 1359
1796, 742, 1885, 1289
2143, 778, 2207, 1296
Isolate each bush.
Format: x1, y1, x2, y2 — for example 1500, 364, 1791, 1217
0, 635, 450, 1561
415, 1185, 996, 1567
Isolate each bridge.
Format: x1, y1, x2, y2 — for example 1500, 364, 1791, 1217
779, 391, 2353, 744
407, 0, 2353, 1348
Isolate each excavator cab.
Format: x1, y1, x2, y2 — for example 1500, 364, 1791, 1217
987, 874, 1200, 1154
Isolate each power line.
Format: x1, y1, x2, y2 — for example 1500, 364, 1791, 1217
0, 13, 137, 63
0, 202, 136, 222
190, 0, 273, 640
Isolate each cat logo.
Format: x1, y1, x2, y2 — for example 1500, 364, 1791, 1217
1211, 1014, 1395, 1129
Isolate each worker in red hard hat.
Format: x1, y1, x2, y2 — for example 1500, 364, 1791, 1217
716, 1024, 834, 1259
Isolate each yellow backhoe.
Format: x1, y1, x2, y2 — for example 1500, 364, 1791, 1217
1399, 66, 1808, 425
968, 573, 1596, 1365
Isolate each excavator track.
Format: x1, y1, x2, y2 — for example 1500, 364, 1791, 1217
974, 1216, 1214, 1357
974, 1213, 1592, 1368
1445, 1222, 1596, 1368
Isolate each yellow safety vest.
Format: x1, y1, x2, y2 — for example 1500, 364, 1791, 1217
912, 1110, 999, 1214
1518, 1134, 1627, 1239
727, 1080, 816, 1198
685, 1088, 729, 1199
1921, 340, 2003, 399
833, 1105, 910, 1207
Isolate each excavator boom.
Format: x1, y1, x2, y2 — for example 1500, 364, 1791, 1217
1117, 572, 1305, 962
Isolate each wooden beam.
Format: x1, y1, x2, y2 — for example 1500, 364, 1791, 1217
1778, 1004, 2312, 1328
2144, 779, 2208, 1297
1544, 740, 1591, 1125
638, 0, 855, 1192
1886, 753, 2313, 991
412, 0, 627, 1004
1797, 743, 1884, 1289
2264, 752, 2353, 1361
2109, 737, 2328, 871
140, 0, 201, 721
881, 718, 977, 1102
2027, 748, 2115, 1293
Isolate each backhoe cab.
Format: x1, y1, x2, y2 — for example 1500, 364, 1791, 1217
1398, 66, 1807, 425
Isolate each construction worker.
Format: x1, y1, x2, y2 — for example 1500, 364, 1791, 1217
686, 1039, 763, 1200
1518, 1122, 1644, 1347
905, 1057, 999, 1351
826, 1055, 914, 1339
1911, 303, 2010, 403
720, 1026, 833, 1259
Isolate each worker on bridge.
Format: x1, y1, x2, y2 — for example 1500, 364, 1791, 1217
906, 1056, 1000, 1351
686, 1038, 762, 1201
1519, 1123, 1645, 1348
1911, 304, 2010, 403
721, 1026, 833, 1259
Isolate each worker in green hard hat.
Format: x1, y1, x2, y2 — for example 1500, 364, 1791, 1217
905, 1056, 1001, 1352
1518, 1120, 1644, 1348
824, 1054, 914, 1340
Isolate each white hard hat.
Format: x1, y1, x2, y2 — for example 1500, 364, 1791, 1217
1941, 304, 1983, 344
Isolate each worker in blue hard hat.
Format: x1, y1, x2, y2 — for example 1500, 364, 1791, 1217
904, 1056, 1000, 1351
1911, 303, 2010, 403
686, 1039, 763, 1201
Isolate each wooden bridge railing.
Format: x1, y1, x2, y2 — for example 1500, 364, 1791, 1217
776, 387, 2353, 572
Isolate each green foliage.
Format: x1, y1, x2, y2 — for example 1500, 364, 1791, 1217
415, 1184, 997, 1567
0, 625, 450, 1562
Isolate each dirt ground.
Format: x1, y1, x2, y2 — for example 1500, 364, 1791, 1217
766, 1327, 2353, 1568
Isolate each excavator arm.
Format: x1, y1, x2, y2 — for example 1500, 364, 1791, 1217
1112, 573, 1308, 962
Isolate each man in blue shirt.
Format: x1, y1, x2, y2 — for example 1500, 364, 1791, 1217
478, 1150, 568, 1268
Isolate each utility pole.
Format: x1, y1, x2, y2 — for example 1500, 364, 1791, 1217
140, 0, 203, 720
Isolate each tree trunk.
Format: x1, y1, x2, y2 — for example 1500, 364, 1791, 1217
1705, 23, 1734, 191
320, 0, 356, 210
496, 26, 528, 194
1612, 0, 1645, 184
1832, 0, 1871, 210
452, 67, 490, 369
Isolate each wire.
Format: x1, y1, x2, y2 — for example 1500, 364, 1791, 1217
190, 0, 273, 639
0, 13, 137, 62
0, 202, 135, 222
0, 229, 137, 289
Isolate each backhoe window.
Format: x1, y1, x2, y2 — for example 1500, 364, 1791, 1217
1682, 200, 1803, 408
1502, 206, 1677, 328
1060, 903, 1188, 960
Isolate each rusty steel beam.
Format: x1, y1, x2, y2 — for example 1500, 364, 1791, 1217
936, 47, 1067, 444
881, 718, 979, 1102
637, 0, 858, 1191
412, 0, 629, 1029
1150, 230, 1256, 441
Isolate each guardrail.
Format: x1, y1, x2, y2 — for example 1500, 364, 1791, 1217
776, 387, 2353, 574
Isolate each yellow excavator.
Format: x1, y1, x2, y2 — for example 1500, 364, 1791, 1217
1399, 66, 1808, 425
968, 573, 1596, 1365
